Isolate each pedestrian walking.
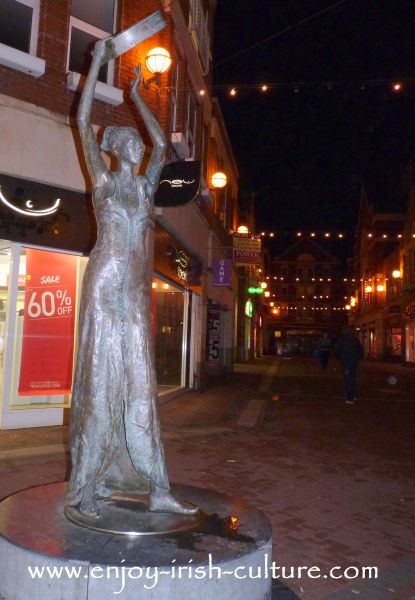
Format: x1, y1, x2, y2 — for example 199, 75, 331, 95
316, 333, 332, 369
334, 327, 364, 404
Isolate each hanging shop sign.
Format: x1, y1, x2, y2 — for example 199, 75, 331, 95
18, 249, 77, 396
212, 258, 232, 286
233, 233, 262, 265
154, 160, 200, 207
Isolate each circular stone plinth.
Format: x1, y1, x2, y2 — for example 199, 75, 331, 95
65, 494, 201, 536
0, 482, 272, 600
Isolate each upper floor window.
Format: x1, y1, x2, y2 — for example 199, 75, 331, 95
68, 0, 116, 85
189, 0, 210, 72
169, 58, 180, 133
184, 88, 198, 159
0, 0, 39, 54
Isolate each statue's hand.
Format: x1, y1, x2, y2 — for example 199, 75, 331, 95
131, 65, 142, 96
91, 38, 108, 61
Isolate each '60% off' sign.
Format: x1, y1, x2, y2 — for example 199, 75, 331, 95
27, 287, 73, 318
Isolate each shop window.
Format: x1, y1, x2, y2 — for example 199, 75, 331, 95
3, 246, 88, 410
152, 276, 186, 390
385, 327, 402, 357
0, 245, 11, 382
68, 0, 116, 85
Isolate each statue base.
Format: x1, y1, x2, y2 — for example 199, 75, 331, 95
64, 493, 200, 536
0, 482, 272, 599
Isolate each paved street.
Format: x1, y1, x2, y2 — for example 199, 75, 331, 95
0, 356, 414, 599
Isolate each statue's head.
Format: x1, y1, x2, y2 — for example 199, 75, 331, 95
101, 126, 144, 165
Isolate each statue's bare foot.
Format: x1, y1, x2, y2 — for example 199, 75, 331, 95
149, 491, 198, 515
79, 487, 100, 518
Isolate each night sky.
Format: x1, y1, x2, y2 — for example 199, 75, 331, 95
213, 0, 415, 251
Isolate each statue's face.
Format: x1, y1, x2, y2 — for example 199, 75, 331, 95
121, 136, 144, 165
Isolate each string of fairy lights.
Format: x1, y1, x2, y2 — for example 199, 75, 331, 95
164, 79, 412, 97
246, 231, 414, 240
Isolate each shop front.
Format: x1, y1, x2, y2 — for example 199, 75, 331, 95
152, 222, 203, 394
0, 175, 202, 428
0, 173, 94, 429
404, 304, 415, 364
383, 314, 403, 361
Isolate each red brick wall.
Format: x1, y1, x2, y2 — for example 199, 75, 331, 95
0, 0, 170, 138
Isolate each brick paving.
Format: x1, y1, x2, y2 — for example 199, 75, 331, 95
0, 356, 414, 599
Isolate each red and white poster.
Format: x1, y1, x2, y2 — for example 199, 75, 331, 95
18, 249, 77, 396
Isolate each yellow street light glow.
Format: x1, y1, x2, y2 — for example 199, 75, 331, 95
145, 47, 172, 74
377, 284, 385, 292
211, 171, 227, 188
264, 291, 270, 297
236, 224, 249, 234
392, 270, 401, 278
260, 282, 268, 289
230, 88, 237, 96
261, 84, 268, 91
365, 285, 373, 293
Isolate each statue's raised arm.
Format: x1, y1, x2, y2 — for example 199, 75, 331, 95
130, 65, 167, 191
77, 39, 113, 194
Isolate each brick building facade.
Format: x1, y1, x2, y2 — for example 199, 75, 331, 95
0, 0, 239, 428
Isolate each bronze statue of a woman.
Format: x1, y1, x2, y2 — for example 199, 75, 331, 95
67, 38, 196, 518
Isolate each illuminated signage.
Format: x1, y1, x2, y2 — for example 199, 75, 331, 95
248, 286, 263, 294
0, 187, 60, 216
245, 299, 253, 317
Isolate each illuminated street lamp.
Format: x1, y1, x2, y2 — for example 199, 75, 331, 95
392, 270, 401, 279
211, 172, 227, 188
365, 285, 373, 293
236, 225, 249, 234
144, 47, 172, 87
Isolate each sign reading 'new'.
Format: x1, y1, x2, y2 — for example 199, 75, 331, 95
233, 233, 262, 265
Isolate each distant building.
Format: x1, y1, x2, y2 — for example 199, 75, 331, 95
349, 188, 407, 360
264, 238, 347, 355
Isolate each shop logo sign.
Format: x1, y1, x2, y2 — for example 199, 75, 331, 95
0, 186, 60, 217
159, 178, 196, 188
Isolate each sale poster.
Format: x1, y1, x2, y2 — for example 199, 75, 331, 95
18, 249, 77, 396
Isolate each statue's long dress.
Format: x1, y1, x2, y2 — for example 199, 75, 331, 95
67, 173, 169, 505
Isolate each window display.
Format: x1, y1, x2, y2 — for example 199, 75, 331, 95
152, 276, 186, 391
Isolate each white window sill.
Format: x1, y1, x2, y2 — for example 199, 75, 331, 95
66, 71, 123, 106
171, 132, 190, 159
0, 43, 45, 78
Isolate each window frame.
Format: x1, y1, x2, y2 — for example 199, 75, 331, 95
67, 1, 117, 87
1, 0, 40, 55
184, 88, 198, 159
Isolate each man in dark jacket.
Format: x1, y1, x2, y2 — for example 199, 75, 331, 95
334, 328, 364, 404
